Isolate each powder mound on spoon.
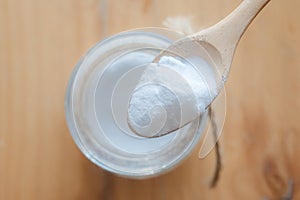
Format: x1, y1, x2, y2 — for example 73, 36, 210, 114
127, 54, 218, 138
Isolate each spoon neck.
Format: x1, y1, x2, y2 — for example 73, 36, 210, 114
219, 0, 270, 42
193, 0, 270, 59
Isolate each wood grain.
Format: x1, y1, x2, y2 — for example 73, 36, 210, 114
0, 0, 299, 199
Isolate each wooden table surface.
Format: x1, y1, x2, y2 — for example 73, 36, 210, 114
1, 0, 299, 199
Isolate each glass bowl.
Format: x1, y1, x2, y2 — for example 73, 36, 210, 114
65, 28, 208, 178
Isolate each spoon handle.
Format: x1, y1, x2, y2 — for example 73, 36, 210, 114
192, 0, 270, 60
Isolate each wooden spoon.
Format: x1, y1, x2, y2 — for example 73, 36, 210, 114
128, 0, 271, 138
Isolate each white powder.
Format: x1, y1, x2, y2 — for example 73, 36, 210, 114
128, 54, 217, 137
